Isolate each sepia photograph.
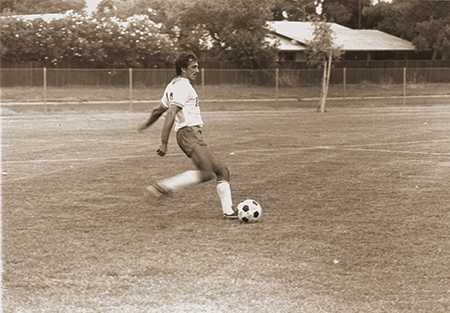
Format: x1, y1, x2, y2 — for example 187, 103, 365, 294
1, 0, 450, 312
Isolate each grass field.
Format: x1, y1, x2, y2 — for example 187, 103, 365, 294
2, 102, 450, 313
2, 82, 450, 103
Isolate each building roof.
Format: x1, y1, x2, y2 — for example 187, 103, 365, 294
4, 13, 69, 22
266, 33, 306, 51
1, 12, 162, 29
267, 21, 415, 51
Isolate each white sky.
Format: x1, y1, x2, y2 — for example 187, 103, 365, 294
84, 0, 103, 15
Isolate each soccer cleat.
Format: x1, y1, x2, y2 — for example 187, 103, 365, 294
145, 183, 171, 200
223, 211, 238, 219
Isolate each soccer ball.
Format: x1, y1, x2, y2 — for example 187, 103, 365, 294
237, 199, 263, 223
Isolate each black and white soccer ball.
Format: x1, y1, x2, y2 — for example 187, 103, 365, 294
237, 199, 263, 223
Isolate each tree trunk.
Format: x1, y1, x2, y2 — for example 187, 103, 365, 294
432, 49, 437, 61
318, 60, 327, 112
325, 51, 332, 98
318, 52, 332, 113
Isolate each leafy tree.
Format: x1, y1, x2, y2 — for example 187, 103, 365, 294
1, 0, 85, 15
142, 0, 205, 57
0, 12, 175, 67
305, 15, 342, 112
177, 0, 278, 68
323, 0, 372, 29
364, 0, 450, 60
414, 18, 450, 60
0, 0, 17, 14
0, 18, 39, 63
96, 0, 117, 17
363, 1, 401, 36
92, 0, 211, 59
435, 24, 450, 60
323, 1, 352, 25
270, 0, 373, 28
270, 0, 315, 21
364, 0, 421, 39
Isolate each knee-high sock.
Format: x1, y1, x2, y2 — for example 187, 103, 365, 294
159, 170, 202, 192
216, 180, 234, 214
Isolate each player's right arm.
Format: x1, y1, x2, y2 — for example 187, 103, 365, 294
137, 103, 168, 132
157, 104, 181, 157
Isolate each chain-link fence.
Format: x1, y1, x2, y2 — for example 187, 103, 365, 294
1, 67, 450, 107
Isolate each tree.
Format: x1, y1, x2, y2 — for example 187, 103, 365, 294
324, 0, 372, 29
270, 0, 373, 28
414, 18, 450, 60
271, 0, 315, 21
96, 0, 118, 18
364, 0, 450, 60
0, 12, 175, 67
305, 16, 342, 113
0, 0, 17, 14
363, 2, 401, 36
1, 0, 85, 15
91, 0, 214, 60
323, 1, 352, 25
175, 0, 278, 68
145, 0, 207, 58
435, 25, 450, 60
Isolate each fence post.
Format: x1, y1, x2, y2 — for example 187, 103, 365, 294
201, 68, 205, 98
43, 67, 48, 112
129, 68, 133, 112
343, 67, 347, 99
275, 67, 279, 103
403, 67, 406, 105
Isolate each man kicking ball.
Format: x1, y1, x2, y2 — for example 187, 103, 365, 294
138, 52, 237, 219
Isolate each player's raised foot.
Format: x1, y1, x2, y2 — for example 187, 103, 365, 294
145, 183, 171, 201
223, 210, 238, 219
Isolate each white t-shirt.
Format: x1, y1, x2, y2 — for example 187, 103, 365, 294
161, 77, 203, 132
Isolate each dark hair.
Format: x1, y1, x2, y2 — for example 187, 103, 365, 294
175, 52, 198, 76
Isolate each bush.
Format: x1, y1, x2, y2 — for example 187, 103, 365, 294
0, 12, 176, 67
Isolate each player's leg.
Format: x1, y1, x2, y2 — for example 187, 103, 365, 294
192, 147, 235, 218
189, 144, 216, 182
213, 156, 236, 218
147, 129, 214, 196
150, 170, 203, 195
146, 127, 234, 219
148, 144, 217, 194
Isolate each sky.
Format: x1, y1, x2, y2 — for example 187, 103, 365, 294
84, 0, 103, 15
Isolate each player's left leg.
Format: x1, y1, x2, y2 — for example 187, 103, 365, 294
183, 144, 234, 217
206, 150, 235, 218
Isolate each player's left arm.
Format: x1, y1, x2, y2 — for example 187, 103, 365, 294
157, 104, 181, 157
137, 103, 168, 132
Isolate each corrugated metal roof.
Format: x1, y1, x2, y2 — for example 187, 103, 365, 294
268, 21, 415, 51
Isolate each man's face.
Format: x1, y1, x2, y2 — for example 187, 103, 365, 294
182, 60, 199, 82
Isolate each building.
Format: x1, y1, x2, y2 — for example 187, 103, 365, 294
2, 12, 69, 22
267, 21, 416, 63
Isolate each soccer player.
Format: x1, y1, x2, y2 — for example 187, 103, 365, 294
138, 52, 237, 219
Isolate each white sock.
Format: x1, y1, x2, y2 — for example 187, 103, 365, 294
159, 170, 202, 192
216, 181, 234, 215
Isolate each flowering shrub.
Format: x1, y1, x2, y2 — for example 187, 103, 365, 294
0, 12, 176, 67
